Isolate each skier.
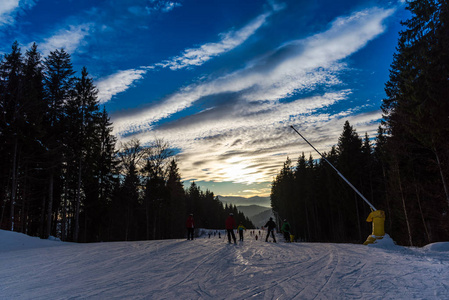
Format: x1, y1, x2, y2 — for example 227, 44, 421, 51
225, 213, 237, 244
281, 219, 291, 242
186, 213, 195, 240
237, 222, 246, 241
264, 217, 277, 243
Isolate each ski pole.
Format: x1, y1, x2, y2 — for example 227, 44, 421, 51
290, 125, 377, 211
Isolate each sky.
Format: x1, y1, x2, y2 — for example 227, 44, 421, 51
0, 0, 409, 200
2, 229, 449, 299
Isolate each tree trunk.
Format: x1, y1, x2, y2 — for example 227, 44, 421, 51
46, 174, 54, 238
394, 160, 413, 246
61, 181, 67, 241
146, 199, 150, 240
39, 195, 46, 238
74, 160, 82, 242
414, 181, 431, 243
10, 138, 18, 231
381, 162, 392, 234
304, 200, 311, 241
433, 147, 449, 209
355, 193, 362, 242
21, 170, 27, 233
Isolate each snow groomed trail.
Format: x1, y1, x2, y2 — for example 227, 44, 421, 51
1, 230, 449, 299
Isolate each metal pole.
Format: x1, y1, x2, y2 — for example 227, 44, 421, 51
290, 125, 377, 211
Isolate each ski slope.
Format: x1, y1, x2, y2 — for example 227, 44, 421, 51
1, 229, 449, 299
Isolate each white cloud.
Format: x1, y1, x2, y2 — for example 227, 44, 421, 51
110, 6, 394, 186
96, 10, 272, 104
0, 0, 19, 26
0, 0, 35, 27
146, 1, 181, 14
38, 23, 92, 56
129, 1, 181, 16
117, 91, 367, 184
112, 6, 394, 137
156, 12, 271, 70
96, 69, 147, 104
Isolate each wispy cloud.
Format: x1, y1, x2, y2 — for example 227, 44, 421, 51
147, 0, 181, 14
96, 9, 273, 104
109, 6, 394, 188
112, 6, 394, 137
135, 100, 382, 185
38, 23, 92, 56
129, 1, 182, 16
96, 69, 147, 104
156, 12, 272, 70
0, 0, 35, 27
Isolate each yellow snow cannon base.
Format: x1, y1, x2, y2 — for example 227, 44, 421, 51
363, 235, 385, 245
363, 210, 385, 245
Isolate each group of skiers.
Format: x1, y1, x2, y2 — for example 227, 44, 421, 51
186, 213, 292, 243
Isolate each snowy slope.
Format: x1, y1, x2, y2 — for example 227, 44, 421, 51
1, 229, 449, 299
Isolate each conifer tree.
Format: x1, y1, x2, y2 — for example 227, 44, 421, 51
42, 48, 75, 238
65, 66, 100, 241
0, 41, 23, 231
166, 159, 186, 238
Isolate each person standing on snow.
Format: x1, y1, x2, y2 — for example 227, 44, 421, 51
225, 213, 237, 244
264, 217, 277, 243
186, 214, 195, 240
237, 222, 246, 241
281, 219, 291, 242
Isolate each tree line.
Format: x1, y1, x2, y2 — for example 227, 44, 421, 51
0, 42, 253, 242
271, 0, 449, 246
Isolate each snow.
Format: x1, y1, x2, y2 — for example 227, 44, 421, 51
1, 229, 449, 299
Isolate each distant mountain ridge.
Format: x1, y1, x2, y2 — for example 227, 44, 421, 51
235, 205, 269, 218
217, 195, 270, 207
236, 205, 274, 228
250, 209, 275, 228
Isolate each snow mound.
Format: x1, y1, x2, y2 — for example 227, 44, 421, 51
423, 242, 449, 252
366, 234, 399, 250
0, 229, 66, 253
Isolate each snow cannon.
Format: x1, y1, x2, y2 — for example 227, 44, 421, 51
363, 210, 386, 245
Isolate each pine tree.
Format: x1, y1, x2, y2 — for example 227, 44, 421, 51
64, 66, 100, 242
19, 43, 46, 235
0, 41, 23, 231
41, 48, 75, 238
166, 159, 186, 238
94, 108, 118, 241
336, 121, 365, 242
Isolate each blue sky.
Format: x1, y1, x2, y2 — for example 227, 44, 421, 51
1, 0, 407, 201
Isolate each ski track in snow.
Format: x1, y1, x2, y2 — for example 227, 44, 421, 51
1, 230, 449, 299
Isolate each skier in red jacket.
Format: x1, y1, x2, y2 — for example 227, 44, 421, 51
186, 214, 195, 240
225, 213, 237, 244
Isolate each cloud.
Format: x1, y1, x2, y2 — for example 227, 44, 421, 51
172, 108, 382, 185
128, 1, 181, 16
118, 91, 375, 184
0, 0, 35, 27
38, 23, 92, 56
96, 69, 148, 104
156, 11, 271, 70
109, 6, 394, 187
112, 6, 394, 137
148, 1, 182, 13
95, 9, 273, 104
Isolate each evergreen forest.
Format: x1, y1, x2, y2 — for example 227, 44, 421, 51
0, 43, 253, 242
271, 0, 449, 246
